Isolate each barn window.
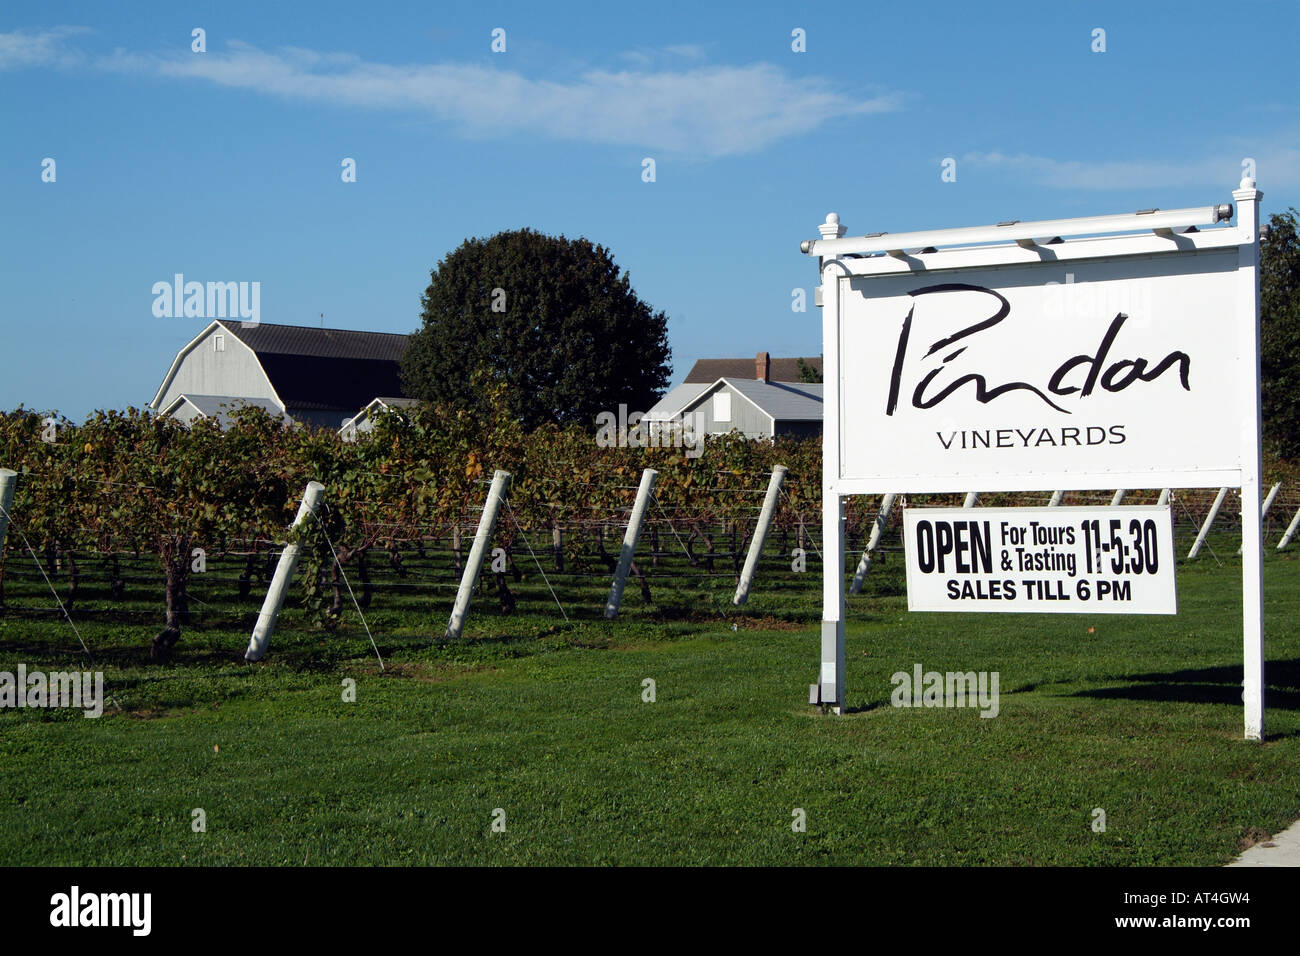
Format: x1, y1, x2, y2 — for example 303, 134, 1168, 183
214, 334, 225, 352
712, 392, 731, 422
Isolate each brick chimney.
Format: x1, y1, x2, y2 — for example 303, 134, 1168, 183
755, 351, 770, 382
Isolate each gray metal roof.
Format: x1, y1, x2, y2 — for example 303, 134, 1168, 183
723, 378, 823, 421
172, 394, 286, 428
645, 381, 711, 420
648, 378, 823, 422
226, 322, 409, 361
219, 322, 409, 411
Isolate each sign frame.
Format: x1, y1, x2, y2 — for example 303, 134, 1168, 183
803, 180, 1265, 739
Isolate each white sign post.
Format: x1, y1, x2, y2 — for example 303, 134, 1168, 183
804, 180, 1265, 737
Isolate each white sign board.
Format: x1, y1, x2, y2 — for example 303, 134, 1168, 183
805, 182, 1266, 737
838, 253, 1241, 492
903, 506, 1176, 614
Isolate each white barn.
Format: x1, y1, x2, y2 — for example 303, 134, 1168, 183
151, 321, 410, 429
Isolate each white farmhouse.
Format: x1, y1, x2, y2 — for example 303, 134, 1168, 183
646, 351, 822, 440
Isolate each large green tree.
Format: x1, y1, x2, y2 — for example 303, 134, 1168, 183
402, 229, 672, 430
1262, 208, 1300, 459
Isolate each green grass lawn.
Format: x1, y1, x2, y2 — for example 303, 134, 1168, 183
0, 531, 1297, 865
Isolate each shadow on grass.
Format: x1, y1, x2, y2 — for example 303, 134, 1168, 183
839, 701, 884, 715
1068, 658, 1300, 713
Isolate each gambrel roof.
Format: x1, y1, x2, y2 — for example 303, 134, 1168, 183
151, 321, 411, 414
225, 323, 409, 412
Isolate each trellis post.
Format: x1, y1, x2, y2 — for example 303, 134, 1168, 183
850, 492, 895, 594
1262, 481, 1281, 519
445, 470, 510, 640
605, 468, 657, 620
0, 469, 16, 557
734, 465, 787, 605
1278, 504, 1300, 551
1239, 481, 1282, 555
245, 480, 325, 662
1188, 487, 1229, 560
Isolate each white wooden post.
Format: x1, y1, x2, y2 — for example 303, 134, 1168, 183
245, 480, 324, 662
445, 470, 510, 640
605, 468, 658, 619
1047, 490, 1064, 507
1188, 487, 1229, 560
818, 212, 847, 713
734, 465, 787, 606
850, 492, 895, 594
1110, 489, 1127, 506
1157, 489, 1171, 506
0, 469, 16, 557
1235, 175, 1265, 740
1278, 504, 1300, 551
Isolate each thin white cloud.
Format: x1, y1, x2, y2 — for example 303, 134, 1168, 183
2, 28, 901, 158
0, 26, 88, 69
963, 148, 1300, 191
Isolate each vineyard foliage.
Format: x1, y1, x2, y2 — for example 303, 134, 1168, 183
0, 390, 821, 643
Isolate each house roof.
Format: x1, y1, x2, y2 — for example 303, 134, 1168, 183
645, 382, 712, 420
226, 322, 410, 412
340, 396, 420, 425
339, 396, 422, 436
162, 394, 286, 429
684, 356, 821, 384
647, 378, 822, 422
226, 323, 409, 362
723, 378, 823, 420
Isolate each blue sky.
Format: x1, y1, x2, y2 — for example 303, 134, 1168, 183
2, 0, 1297, 421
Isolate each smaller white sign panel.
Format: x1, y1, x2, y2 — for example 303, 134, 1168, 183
903, 505, 1176, 614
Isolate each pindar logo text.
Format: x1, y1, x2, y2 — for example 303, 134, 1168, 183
885, 283, 1190, 416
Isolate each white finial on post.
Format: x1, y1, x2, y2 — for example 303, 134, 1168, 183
819, 212, 846, 240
